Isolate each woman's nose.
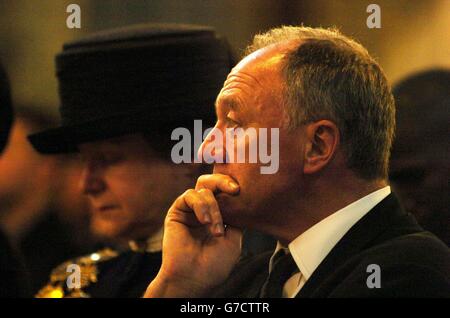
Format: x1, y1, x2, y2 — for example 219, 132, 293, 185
79, 162, 106, 195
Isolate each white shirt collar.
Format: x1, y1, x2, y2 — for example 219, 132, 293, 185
269, 186, 391, 281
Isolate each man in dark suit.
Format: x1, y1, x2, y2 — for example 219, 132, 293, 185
390, 69, 450, 246
28, 24, 233, 297
144, 26, 450, 298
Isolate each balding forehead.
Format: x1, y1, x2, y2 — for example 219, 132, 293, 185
232, 43, 292, 76
237, 39, 301, 70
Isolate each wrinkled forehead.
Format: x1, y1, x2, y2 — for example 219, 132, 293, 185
218, 45, 288, 106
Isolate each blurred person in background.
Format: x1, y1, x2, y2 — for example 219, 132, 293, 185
390, 69, 450, 246
0, 105, 93, 294
0, 60, 30, 297
29, 24, 234, 298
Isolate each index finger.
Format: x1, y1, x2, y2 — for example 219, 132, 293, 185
195, 174, 240, 195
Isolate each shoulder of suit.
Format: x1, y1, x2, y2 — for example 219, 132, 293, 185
345, 231, 450, 281
35, 248, 119, 298
330, 232, 450, 297
367, 231, 449, 262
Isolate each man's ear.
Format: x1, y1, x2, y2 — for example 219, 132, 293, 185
303, 120, 340, 175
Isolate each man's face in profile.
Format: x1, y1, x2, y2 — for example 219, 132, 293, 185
390, 71, 450, 243
390, 142, 449, 223
389, 101, 449, 226
199, 46, 306, 230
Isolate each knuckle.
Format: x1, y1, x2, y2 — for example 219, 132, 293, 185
173, 196, 184, 208
197, 188, 213, 197
183, 188, 196, 197
164, 213, 176, 225
221, 175, 232, 185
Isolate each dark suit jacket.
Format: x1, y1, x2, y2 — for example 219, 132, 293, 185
213, 194, 450, 297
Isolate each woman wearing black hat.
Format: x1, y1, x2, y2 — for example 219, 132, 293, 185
30, 24, 233, 298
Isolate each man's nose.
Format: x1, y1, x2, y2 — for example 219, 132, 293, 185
79, 162, 105, 195
198, 125, 227, 164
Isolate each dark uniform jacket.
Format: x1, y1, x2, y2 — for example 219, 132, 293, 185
20, 210, 90, 294
37, 248, 161, 298
213, 194, 450, 297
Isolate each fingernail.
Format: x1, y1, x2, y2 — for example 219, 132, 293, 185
215, 223, 224, 235
228, 181, 239, 190
204, 213, 211, 224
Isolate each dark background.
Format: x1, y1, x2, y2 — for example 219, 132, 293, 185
0, 0, 449, 115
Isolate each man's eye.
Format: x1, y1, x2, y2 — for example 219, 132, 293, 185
226, 116, 240, 128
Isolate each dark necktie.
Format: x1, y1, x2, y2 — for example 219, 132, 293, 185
259, 250, 298, 298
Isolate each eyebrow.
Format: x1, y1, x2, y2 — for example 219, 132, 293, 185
215, 96, 243, 112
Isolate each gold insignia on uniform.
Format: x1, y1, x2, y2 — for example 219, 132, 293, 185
36, 248, 119, 298
36, 285, 64, 298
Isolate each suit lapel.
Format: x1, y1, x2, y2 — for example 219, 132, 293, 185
296, 194, 413, 297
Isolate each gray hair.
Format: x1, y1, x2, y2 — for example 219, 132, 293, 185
245, 26, 395, 180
